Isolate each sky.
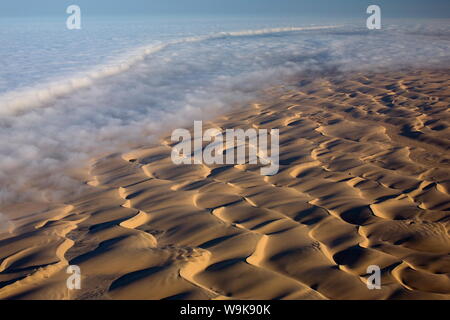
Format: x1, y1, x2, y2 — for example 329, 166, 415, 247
0, 0, 449, 18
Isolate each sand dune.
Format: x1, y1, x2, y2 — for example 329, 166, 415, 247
0, 68, 449, 300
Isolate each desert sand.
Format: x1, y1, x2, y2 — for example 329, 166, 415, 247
0, 68, 449, 300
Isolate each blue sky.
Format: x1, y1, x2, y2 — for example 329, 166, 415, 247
1, 0, 449, 18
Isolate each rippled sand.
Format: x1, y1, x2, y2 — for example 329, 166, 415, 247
1, 68, 449, 300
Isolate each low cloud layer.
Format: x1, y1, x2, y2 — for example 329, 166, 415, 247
0, 21, 449, 210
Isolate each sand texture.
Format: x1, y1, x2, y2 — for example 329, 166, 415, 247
0, 69, 449, 300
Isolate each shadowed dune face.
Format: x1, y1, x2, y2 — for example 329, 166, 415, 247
0, 69, 449, 300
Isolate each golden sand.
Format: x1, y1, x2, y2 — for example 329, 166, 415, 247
0, 68, 449, 300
